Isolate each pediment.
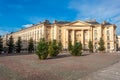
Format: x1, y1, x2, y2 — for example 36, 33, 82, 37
65, 20, 91, 26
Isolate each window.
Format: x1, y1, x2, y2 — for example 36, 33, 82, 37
94, 30, 97, 35
94, 43, 97, 49
85, 31, 87, 34
84, 44, 88, 49
94, 37, 97, 40
76, 34, 79, 37
107, 30, 109, 35
107, 43, 110, 49
37, 30, 39, 34
69, 34, 72, 41
107, 36, 110, 40
46, 30, 49, 34
59, 35, 61, 40
59, 30, 61, 34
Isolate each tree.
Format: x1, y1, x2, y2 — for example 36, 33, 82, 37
48, 40, 60, 57
48, 42, 54, 57
16, 37, 22, 53
88, 40, 93, 53
68, 41, 72, 51
7, 36, 14, 53
28, 38, 34, 53
36, 38, 48, 60
0, 36, 3, 54
71, 42, 82, 56
98, 38, 105, 52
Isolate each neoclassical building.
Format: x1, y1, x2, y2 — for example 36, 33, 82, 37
117, 36, 120, 50
3, 20, 117, 52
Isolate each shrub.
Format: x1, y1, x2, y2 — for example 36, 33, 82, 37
16, 37, 22, 53
7, 36, 14, 53
98, 38, 105, 52
36, 38, 48, 60
88, 40, 93, 53
28, 38, 34, 53
48, 40, 59, 57
71, 42, 82, 56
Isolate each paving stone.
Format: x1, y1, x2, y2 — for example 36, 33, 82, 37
85, 61, 120, 80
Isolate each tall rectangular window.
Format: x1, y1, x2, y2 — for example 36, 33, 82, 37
59, 35, 61, 40
94, 30, 97, 35
107, 43, 110, 49
59, 30, 61, 34
107, 36, 110, 40
107, 30, 110, 35
94, 30, 97, 40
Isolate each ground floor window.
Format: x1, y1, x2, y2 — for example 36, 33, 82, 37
94, 43, 97, 49
107, 43, 110, 49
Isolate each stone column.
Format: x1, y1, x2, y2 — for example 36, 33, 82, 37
39, 28, 41, 39
63, 29, 66, 49
88, 30, 90, 41
72, 30, 75, 45
54, 24, 57, 40
81, 30, 84, 44
66, 30, 69, 49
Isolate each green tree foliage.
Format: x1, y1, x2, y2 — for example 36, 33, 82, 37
0, 36, 3, 54
71, 42, 82, 56
28, 38, 34, 53
7, 36, 14, 53
48, 43, 54, 57
36, 38, 48, 60
98, 38, 105, 51
48, 40, 60, 57
68, 41, 72, 51
16, 37, 22, 53
88, 40, 93, 53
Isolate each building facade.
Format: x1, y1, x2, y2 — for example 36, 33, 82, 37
3, 20, 117, 52
117, 36, 120, 51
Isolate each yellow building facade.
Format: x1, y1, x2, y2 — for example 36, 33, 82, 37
117, 36, 120, 50
3, 20, 117, 52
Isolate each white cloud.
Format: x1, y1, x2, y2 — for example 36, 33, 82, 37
22, 24, 33, 28
68, 0, 120, 35
69, 0, 120, 19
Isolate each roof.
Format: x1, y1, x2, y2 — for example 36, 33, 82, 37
102, 21, 112, 25
55, 21, 71, 24
85, 20, 100, 24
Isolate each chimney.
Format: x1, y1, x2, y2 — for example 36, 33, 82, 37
44, 20, 49, 24
102, 21, 106, 25
54, 20, 57, 24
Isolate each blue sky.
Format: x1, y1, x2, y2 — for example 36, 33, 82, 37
0, 0, 120, 35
